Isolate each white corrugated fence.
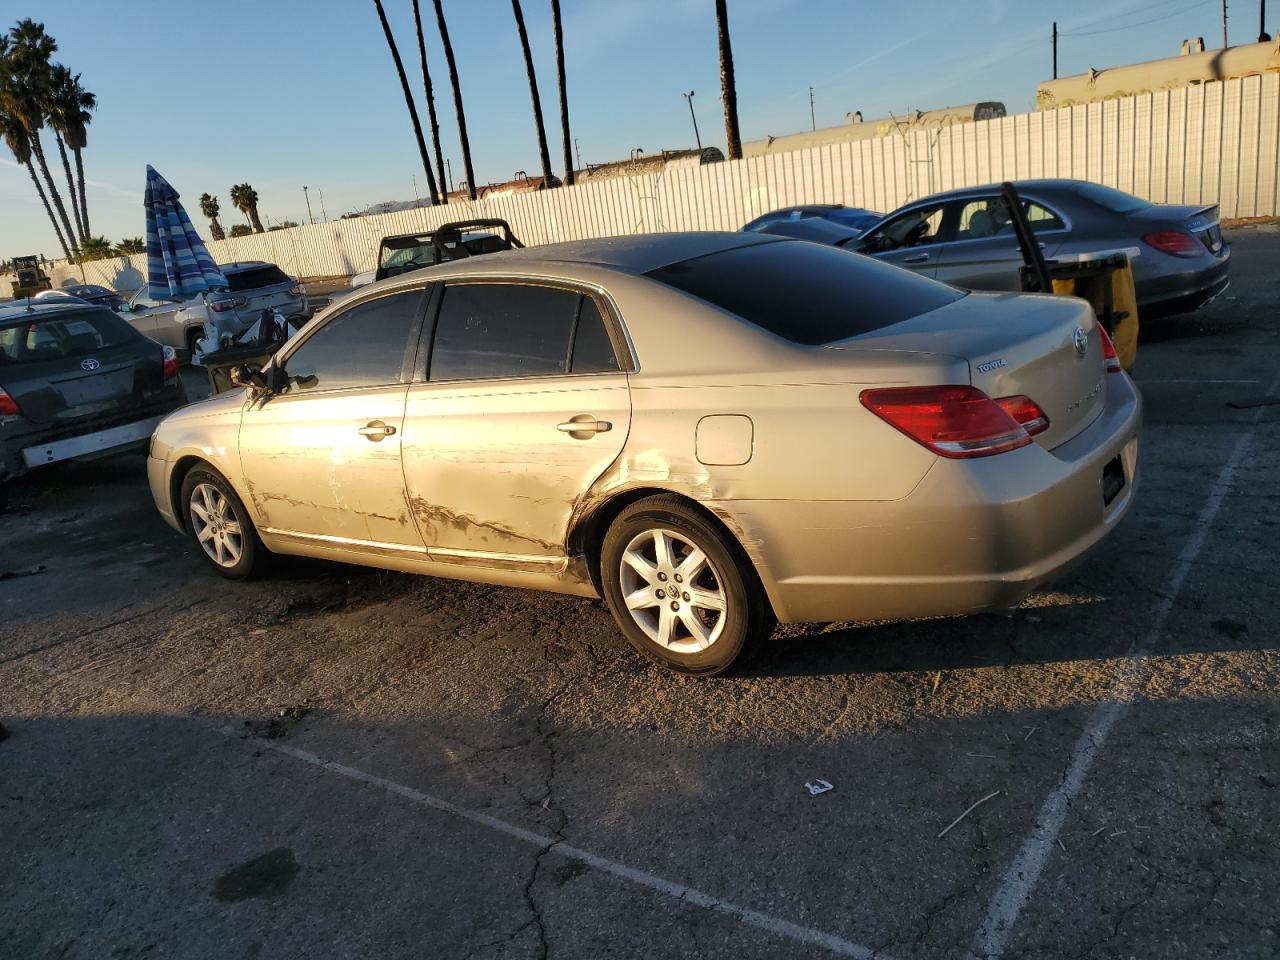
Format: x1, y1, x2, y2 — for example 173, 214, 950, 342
9, 73, 1279, 293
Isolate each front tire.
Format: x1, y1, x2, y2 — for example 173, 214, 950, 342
179, 466, 263, 580
600, 496, 774, 676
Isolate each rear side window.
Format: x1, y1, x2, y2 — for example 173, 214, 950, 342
646, 241, 964, 345
0, 308, 135, 364
284, 290, 423, 392
227, 265, 292, 291
430, 284, 619, 381
1073, 182, 1150, 214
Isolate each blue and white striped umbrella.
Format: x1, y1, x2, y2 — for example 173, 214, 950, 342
144, 165, 228, 301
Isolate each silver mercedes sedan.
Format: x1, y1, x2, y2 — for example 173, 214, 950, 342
147, 232, 1141, 675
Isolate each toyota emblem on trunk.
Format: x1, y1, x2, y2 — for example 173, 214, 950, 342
1073, 328, 1088, 356
81, 358, 100, 371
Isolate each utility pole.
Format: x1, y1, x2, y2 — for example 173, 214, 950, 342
1261, 0, 1271, 42
445, 158, 454, 195
809, 86, 816, 131
1052, 22, 1058, 79
318, 188, 328, 222
574, 137, 582, 170
683, 91, 702, 150
1222, 0, 1229, 47
302, 186, 314, 224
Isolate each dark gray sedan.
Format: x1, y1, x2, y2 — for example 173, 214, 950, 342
0, 300, 186, 507
758, 179, 1230, 318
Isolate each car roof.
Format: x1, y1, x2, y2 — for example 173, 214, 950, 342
900, 179, 1084, 205
447, 231, 782, 276
0, 299, 101, 322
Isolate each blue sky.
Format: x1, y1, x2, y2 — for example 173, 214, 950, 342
1, 0, 1249, 259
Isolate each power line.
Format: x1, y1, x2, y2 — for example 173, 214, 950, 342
1060, 0, 1212, 37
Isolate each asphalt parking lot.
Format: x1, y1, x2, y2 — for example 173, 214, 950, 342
2, 227, 1278, 960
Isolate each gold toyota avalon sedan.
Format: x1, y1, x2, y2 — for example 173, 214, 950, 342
148, 233, 1141, 675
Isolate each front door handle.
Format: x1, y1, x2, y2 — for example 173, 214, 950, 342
358, 420, 397, 440
557, 416, 612, 437
903, 253, 930, 264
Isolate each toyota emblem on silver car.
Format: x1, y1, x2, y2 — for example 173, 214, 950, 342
81, 358, 101, 371
1073, 328, 1088, 356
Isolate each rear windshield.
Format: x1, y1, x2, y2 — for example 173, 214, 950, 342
227, 265, 292, 291
1073, 182, 1151, 214
0, 308, 135, 364
646, 240, 963, 345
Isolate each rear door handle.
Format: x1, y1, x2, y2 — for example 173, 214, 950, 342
557, 417, 612, 436
358, 420, 397, 440
903, 253, 930, 264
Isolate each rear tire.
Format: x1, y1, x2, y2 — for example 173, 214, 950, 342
600, 495, 774, 676
179, 465, 263, 580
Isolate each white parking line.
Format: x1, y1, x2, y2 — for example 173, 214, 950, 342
969, 372, 1279, 959
221, 728, 885, 960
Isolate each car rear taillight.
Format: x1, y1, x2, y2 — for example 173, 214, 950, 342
1096, 324, 1122, 373
162, 345, 179, 382
995, 394, 1050, 436
1142, 230, 1201, 258
0, 388, 19, 415
210, 297, 247, 313
860, 385, 1033, 459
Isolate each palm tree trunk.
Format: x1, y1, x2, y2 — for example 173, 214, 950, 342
373, 0, 440, 205
54, 132, 86, 244
249, 206, 265, 233
26, 158, 74, 261
412, 0, 448, 203
433, 0, 477, 200
74, 146, 90, 236
551, 0, 573, 186
511, 0, 554, 187
29, 134, 80, 258
210, 217, 225, 241
714, 0, 742, 160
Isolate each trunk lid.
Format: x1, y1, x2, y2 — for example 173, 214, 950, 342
843, 292, 1107, 450
1137, 202, 1225, 255
0, 308, 164, 426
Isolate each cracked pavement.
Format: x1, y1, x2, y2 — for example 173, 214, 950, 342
2, 227, 1278, 958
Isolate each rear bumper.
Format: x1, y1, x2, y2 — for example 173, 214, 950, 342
1137, 253, 1230, 318
718, 374, 1142, 624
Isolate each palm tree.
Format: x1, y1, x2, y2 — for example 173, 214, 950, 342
115, 237, 145, 255
372, 0, 439, 205
45, 63, 94, 239
5, 19, 80, 256
412, 0, 448, 202
510, 0, 553, 187
79, 235, 113, 261
432, 0, 476, 200
199, 192, 226, 241
714, 0, 742, 159
229, 183, 265, 233
551, 0, 573, 186
0, 105, 72, 260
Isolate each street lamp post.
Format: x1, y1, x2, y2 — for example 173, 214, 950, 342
302, 186, 314, 225
682, 91, 702, 151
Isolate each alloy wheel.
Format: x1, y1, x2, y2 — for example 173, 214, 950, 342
617, 527, 728, 653
189, 482, 244, 568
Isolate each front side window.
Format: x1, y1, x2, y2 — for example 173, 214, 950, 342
284, 289, 423, 392
430, 283, 619, 381
859, 203, 946, 252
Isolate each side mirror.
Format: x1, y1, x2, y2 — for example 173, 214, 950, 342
229, 363, 267, 390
